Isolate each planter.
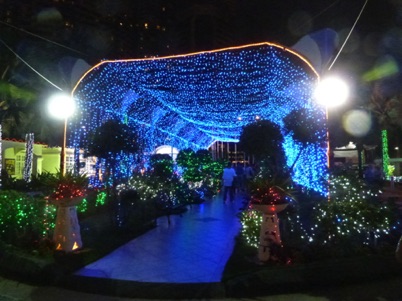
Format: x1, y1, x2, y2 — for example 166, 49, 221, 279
251, 202, 289, 262
51, 196, 85, 253
251, 203, 288, 214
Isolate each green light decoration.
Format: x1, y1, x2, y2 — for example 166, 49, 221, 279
43, 200, 56, 237
0, 191, 56, 243
95, 191, 107, 207
388, 165, 395, 177
77, 198, 88, 213
176, 149, 225, 197
382, 129, 390, 178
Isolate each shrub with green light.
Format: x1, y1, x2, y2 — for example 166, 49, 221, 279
176, 148, 225, 198
0, 190, 56, 246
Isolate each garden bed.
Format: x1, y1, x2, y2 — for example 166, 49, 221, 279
223, 254, 402, 297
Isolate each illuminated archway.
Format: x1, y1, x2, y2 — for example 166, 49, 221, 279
70, 42, 327, 193
154, 145, 179, 161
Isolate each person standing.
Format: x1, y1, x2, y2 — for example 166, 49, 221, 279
235, 163, 245, 192
222, 162, 237, 202
244, 163, 255, 193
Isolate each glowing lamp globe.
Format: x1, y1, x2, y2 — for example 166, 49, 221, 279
314, 77, 349, 107
48, 93, 75, 119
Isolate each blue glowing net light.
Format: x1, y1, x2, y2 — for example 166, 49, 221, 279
71, 42, 328, 194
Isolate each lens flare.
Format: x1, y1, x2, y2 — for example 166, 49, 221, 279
342, 110, 372, 137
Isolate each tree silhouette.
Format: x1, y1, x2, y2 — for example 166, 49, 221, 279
239, 119, 285, 178
283, 107, 326, 171
87, 119, 139, 183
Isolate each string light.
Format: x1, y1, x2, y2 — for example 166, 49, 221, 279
0, 191, 56, 241
23, 133, 34, 182
311, 175, 392, 245
71, 42, 327, 193
240, 174, 395, 250
382, 129, 390, 178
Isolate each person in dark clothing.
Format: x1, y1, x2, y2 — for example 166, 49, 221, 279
235, 163, 245, 192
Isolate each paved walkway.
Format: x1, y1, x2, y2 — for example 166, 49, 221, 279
75, 193, 245, 283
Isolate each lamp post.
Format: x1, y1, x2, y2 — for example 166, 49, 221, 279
47, 93, 76, 175
314, 76, 349, 167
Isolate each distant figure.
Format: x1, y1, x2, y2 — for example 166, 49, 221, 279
235, 163, 245, 192
364, 164, 384, 189
244, 163, 255, 191
222, 162, 237, 202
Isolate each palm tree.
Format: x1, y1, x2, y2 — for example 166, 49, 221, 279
368, 83, 402, 177
0, 80, 37, 137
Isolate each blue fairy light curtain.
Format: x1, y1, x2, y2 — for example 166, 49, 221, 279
71, 42, 328, 194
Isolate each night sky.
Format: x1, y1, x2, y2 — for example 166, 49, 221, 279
0, 0, 401, 148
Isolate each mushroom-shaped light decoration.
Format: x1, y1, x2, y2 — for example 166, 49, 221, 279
250, 185, 293, 262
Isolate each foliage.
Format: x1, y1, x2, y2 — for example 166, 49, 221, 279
368, 86, 402, 131
283, 108, 325, 145
121, 154, 203, 222
239, 120, 288, 178
249, 181, 293, 205
0, 81, 37, 125
310, 174, 396, 247
176, 148, 199, 181
239, 120, 284, 162
126, 172, 198, 214
0, 81, 53, 141
247, 156, 293, 195
176, 148, 225, 197
87, 119, 139, 159
87, 119, 139, 184
282, 108, 327, 170
149, 153, 173, 180
240, 173, 397, 262
240, 209, 263, 248
0, 190, 56, 248
43, 170, 89, 200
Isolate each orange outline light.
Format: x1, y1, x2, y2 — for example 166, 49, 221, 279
72, 42, 319, 95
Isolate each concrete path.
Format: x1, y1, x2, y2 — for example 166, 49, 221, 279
75, 193, 244, 283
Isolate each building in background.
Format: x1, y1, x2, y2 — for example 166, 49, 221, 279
1, 139, 91, 179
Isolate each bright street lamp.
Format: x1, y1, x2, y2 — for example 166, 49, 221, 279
47, 93, 76, 175
314, 76, 349, 107
314, 76, 349, 167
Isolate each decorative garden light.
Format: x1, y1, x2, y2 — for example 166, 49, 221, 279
47, 93, 76, 175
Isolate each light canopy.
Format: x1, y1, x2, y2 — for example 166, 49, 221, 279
71, 42, 328, 193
